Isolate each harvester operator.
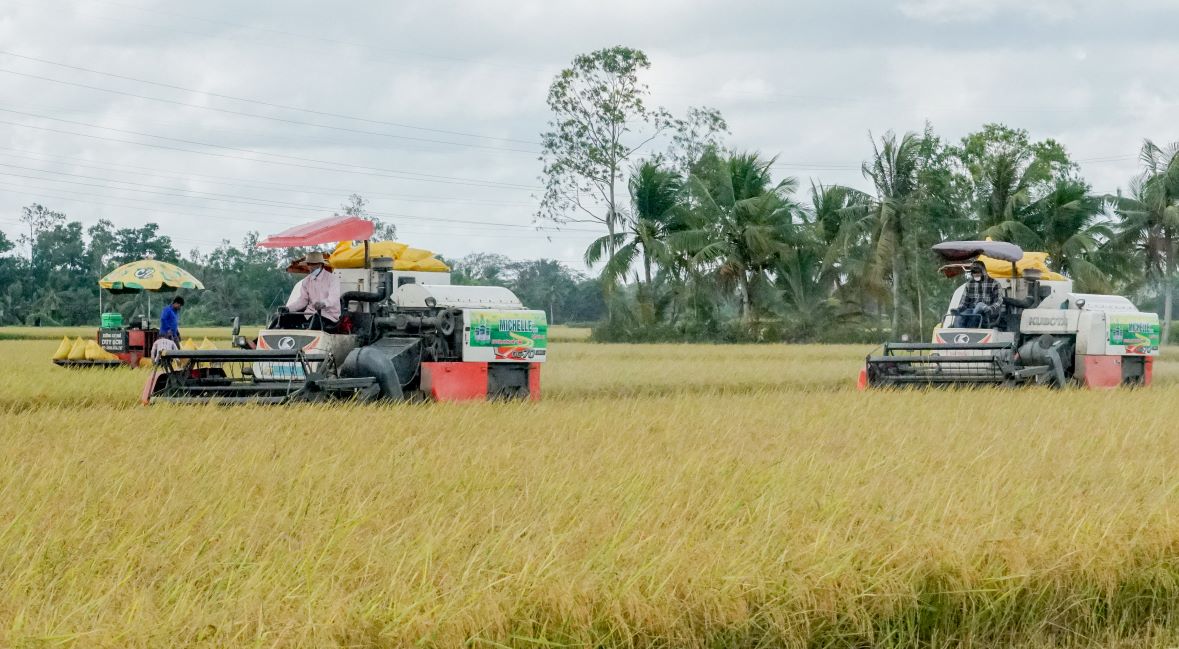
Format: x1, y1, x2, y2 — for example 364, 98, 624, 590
955, 261, 1002, 328
285, 251, 341, 330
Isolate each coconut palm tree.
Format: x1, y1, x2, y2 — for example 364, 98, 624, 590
584, 160, 683, 323
1024, 179, 1115, 292
958, 124, 1070, 248
679, 151, 803, 323
860, 131, 924, 335
1114, 140, 1179, 343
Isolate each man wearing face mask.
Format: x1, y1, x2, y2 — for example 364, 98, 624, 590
955, 261, 1003, 328
285, 251, 341, 331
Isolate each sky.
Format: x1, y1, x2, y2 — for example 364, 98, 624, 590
0, 0, 1176, 270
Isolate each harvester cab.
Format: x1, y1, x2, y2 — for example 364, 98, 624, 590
863, 240, 1159, 389
143, 216, 548, 404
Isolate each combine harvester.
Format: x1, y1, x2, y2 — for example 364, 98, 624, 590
862, 241, 1160, 389
143, 216, 547, 404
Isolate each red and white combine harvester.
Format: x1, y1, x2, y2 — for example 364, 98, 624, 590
862, 241, 1159, 389
143, 216, 548, 403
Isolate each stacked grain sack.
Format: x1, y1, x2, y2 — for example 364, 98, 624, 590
84, 339, 119, 361
52, 336, 119, 363
329, 241, 450, 272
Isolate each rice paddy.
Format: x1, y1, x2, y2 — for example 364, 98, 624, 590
3, 330, 1179, 647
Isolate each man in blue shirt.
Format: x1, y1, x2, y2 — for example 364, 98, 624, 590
160, 296, 184, 342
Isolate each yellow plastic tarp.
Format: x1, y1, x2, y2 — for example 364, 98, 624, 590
391, 257, 451, 271
52, 336, 71, 361
399, 247, 432, 263
329, 241, 410, 269
978, 251, 1067, 281
67, 337, 87, 361
411, 257, 450, 272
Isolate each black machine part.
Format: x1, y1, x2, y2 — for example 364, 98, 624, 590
341, 271, 393, 307
1016, 334, 1072, 388
488, 364, 531, 399
340, 346, 403, 399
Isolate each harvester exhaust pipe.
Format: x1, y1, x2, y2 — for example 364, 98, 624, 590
340, 257, 394, 306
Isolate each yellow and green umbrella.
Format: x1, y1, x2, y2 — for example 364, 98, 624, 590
98, 259, 204, 294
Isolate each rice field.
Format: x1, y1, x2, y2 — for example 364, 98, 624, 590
4, 332, 1179, 647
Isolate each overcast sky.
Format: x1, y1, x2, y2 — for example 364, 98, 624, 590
1, 0, 1176, 269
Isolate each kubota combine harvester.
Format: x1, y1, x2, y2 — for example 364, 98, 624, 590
862, 241, 1160, 389
143, 216, 547, 404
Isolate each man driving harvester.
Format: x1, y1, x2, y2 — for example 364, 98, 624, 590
284, 251, 341, 331
955, 261, 1003, 327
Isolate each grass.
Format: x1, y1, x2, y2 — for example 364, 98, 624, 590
3, 338, 1179, 647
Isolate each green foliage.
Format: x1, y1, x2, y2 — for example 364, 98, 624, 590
575, 124, 1179, 344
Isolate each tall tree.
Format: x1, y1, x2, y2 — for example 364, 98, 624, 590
584, 160, 682, 322
18, 203, 66, 267
1026, 179, 1114, 291
335, 193, 397, 240
957, 124, 1073, 246
537, 47, 672, 253
681, 151, 803, 323
861, 131, 924, 335
1114, 140, 1179, 343
112, 223, 179, 263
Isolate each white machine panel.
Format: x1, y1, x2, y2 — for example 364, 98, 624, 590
1069, 293, 1138, 312
1020, 309, 1080, 335
395, 284, 524, 309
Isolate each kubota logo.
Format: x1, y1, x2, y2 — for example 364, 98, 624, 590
277, 336, 297, 350
954, 333, 971, 344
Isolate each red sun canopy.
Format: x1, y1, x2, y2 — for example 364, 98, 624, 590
258, 216, 375, 249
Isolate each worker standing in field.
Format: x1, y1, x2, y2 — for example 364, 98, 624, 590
955, 262, 1003, 328
159, 296, 184, 342
285, 251, 341, 331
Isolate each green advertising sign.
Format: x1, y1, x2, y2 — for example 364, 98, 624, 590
468, 310, 548, 351
1108, 314, 1160, 354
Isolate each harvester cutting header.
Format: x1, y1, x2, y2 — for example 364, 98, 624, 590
144, 216, 548, 404
862, 240, 1160, 389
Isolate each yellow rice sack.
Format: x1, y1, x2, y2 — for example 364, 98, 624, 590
198, 337, 217, 350
51, 336, 72, 361
85, 340, 119, 361
181, 339, 198, 350
67, 337, 87, 361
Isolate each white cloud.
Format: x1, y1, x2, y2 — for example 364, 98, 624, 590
0, 0, 1176, 265
898, 0, 1081, 23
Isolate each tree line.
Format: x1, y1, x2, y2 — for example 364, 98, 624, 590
536, 46, 1179, 344
0, 198, 605, 328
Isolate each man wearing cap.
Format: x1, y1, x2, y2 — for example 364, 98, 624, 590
285, 251, 341, 330
955, 261, 1003, 328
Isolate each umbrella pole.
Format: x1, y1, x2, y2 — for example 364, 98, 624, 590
99, 291, 103, 321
